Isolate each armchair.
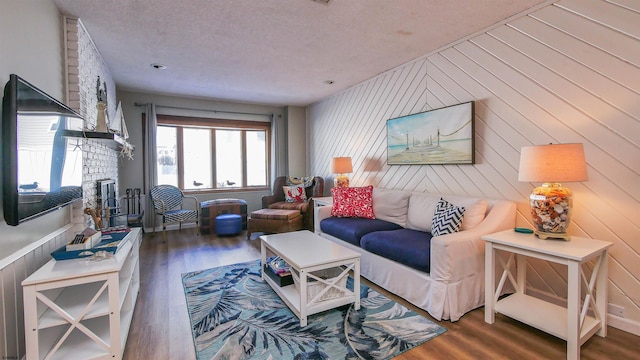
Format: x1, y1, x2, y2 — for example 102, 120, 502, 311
150, 184, 199, 237
262, 176, 324, 231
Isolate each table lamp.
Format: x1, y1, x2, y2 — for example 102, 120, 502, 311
518, 143, 587, 240
332, 157, 353, 188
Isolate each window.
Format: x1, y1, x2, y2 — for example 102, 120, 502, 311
157, 126, 178, 186
156, 115, 270, 191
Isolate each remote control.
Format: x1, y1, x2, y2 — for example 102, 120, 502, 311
514, 227, 534, 234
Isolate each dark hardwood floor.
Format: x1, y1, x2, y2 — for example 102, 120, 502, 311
123, 228, 638, 359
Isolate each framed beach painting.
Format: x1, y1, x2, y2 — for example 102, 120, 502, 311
386, 101, 475, 165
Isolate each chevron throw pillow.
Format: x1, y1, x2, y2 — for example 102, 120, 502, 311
431, 198, 465, 236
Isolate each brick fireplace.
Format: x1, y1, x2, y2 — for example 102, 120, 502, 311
64, 17, 121, 216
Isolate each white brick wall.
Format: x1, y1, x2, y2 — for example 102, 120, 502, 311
64, 17, 120, 212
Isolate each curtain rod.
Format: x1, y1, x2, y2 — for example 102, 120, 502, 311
133, 102, 273, 117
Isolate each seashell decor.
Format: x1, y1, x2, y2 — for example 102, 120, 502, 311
529, 183, 572, 237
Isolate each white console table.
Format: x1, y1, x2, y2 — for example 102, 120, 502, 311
482, 230, 612, 360
22, 228, 142, 360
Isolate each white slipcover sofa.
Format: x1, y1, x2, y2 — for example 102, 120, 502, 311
315, 188, 516, 321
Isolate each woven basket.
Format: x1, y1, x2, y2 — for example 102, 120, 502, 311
291, 267, 348, 302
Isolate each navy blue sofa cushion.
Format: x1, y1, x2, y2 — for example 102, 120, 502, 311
320, 217, 402, 246
361, 229, 433, 272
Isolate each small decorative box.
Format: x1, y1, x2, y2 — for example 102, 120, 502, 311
66, 228, 102, 251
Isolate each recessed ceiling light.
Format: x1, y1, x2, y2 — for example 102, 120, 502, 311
324, 80, 335, 85
150, 63, 167, 70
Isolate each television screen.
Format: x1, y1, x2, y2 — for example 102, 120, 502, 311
2, 74, 84, 225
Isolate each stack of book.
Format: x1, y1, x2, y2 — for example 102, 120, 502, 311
102, 226, 130, 234
264, 256, 293, 286
94, 229, 131, 251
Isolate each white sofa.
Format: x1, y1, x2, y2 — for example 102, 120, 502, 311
314, 188, 516, 321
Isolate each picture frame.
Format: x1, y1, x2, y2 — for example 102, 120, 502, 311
386, 101, 475, 165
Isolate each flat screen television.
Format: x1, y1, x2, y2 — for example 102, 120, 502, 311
2, 74, 84, 226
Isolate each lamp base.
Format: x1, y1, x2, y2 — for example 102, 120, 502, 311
529, 182, 573, 240
334, 174, 349, 188
535, 230, 571, 241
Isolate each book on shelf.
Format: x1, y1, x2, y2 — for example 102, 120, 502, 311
95, 229, 131, 251
267, 256, 291, 277
102, 226, 130, 234
271, 269, 291, 277
263, 257, 294, 287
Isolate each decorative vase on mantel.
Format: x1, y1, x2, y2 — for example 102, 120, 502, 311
95, 101, 108, 132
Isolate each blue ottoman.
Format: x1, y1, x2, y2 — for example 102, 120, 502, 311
215, 214, 242, 236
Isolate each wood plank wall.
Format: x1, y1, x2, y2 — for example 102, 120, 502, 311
308, 0, 640, 333
0, 225, 75, 359
0, 201, 84, 359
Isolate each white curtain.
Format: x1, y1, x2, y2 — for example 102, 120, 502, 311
144, 103, 158, 228
270, 114, 280, 190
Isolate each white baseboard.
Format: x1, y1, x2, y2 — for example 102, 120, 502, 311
525, 288, 640, 336
607, 314, 640, 336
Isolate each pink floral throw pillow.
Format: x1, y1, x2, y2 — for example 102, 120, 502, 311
283, 185, 307, 203
331, 185, 375, 219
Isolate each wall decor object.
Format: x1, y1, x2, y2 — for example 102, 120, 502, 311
387, 101, 474, 165
115, 101, 128, 138
95, 76, 109, 132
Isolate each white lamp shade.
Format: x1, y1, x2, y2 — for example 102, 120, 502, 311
518, 143, 587, 183
332, 157, 353, 174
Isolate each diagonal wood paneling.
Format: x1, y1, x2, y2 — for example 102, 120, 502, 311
0, 225, 75, 359
308, 0, 640, 331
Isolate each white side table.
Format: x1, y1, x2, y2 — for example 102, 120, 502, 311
482, 230, 612, 360
313, 196, 333, 234
313, 196, 333, 207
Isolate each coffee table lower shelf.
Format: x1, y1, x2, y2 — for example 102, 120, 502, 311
262, 270, 357, 326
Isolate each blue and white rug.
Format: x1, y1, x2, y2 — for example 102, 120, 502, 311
182, 259, 446, 359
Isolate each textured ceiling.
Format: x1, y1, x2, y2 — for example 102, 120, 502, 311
53, 0, 546, 106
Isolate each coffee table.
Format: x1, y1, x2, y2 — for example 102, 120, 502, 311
260, 230, 361, 326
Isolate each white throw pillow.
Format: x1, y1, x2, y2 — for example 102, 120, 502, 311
443, 196, 488, 230
406, 193, 441, 232
372, 188, 411, 227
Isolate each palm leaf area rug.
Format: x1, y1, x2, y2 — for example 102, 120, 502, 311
182, 259, 446, 360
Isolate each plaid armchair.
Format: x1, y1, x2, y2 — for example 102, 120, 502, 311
262, 176, 324, 231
